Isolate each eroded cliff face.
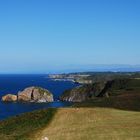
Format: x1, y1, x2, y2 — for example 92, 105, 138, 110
2, 87, 54, 103
60, 82, 107, 102
60, 78, 140, 102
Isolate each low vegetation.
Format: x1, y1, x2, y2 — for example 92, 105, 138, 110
35, 87, 52, 96
0, 90, 140, 140
0, 108, 57, 140
60, 78, 140, 102
34, 108, 140, 140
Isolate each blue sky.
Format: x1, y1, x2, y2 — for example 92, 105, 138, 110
0, 0, 140, 73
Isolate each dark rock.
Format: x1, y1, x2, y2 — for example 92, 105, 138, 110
60, 82, 106, 102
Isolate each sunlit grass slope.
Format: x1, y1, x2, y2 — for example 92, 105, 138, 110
35, 108, 140, 140
34, 93, 140, 140
0, 93, 140, 140
0, 108, 57, 140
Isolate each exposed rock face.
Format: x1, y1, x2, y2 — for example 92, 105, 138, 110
60, 82, 107, 102
2, 94, 17, 102
1, 87, 54, 103
60, 78, 137, 102
18, 87, 54, 102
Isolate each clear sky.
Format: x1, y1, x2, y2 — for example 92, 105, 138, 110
0, 0, 140, 73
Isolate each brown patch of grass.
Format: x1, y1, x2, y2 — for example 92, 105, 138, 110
33, 108, 140, 140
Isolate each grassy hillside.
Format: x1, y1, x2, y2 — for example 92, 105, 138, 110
0, 92, 140, 140
60, 78, 140, 102
0, 108, 57, 140
34, 108, 140, 140
73, 92, 140, 111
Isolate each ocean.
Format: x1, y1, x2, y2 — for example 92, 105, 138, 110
0, 74, 79, 120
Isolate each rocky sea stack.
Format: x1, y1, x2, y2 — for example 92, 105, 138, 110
2, 86, 54, 103
2, 94, 17, 102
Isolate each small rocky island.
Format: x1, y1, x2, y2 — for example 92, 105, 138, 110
2, 86, 54, 103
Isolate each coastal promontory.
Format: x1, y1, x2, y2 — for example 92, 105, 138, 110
60, 82, 107, 102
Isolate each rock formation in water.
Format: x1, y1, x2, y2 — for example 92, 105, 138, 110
1, 87, 54, 103
18, 87, 54, 102
2, 94, 17, 102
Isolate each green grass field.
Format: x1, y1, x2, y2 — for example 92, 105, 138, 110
0, 108, 57, 140
0, 92, 140, 140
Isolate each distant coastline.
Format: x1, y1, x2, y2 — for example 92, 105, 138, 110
50, 78, 75, 83
48, 74, 92, 84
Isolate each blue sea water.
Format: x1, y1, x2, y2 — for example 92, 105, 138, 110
0, 74, 79, 120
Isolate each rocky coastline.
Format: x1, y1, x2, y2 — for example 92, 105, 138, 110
49, 74, 92, 84
60, 82, 107, 102
60, 78, 140, 102
2, 78, 140, 104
